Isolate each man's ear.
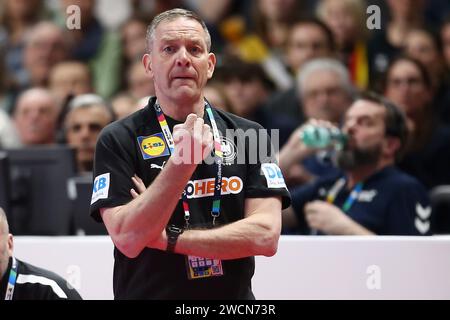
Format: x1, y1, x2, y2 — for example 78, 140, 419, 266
207, 53, 216, 79
142, 54, 153, 79
7, 234, 13, 256
383, 136, 401, 158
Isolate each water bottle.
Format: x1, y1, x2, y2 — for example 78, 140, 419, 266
300, 124, 347, 149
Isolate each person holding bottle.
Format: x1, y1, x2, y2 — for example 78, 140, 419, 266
281, 92, 432, 236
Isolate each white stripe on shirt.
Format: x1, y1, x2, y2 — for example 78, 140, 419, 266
16, 274, 68, 299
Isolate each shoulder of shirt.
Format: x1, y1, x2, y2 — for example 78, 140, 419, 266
16, 259, 68, 285
99, 102, 152, 139
374, 166, 427, 192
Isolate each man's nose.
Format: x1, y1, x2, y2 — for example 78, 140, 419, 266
176, 48, 191, 67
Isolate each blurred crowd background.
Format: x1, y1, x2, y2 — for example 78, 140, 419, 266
1, 0, 450, 235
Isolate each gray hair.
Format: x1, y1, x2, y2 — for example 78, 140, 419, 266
66, 94, 115, 123
297, 58, 355, 98
68, 94, 106, 110
146, 8, 212, 52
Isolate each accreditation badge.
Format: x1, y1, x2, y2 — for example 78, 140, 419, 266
185, 255, 224, 280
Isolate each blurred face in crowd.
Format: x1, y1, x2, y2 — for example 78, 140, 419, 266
24, 23, 67, 86
338, 100, 391, 170
384, 60, 431, 118
143, 17, 215, 107
386, 0, 425, 20
122, 20, 147, 61
223, 78, 269, 117
65, 105, 112, 172
14, 89, 59, 145
319, 0, 360, 47
127, 60, 155, 99
404, 30, 441, 74
441, 23, 450, 68
258, 0, 296, 21
49, 62, 92, 102
204, 85, 229, 112
111, 94, 138, 120
0, 209, 14, 281
300, 69, 351, 124
5, 0, 41, 21
286, 23, 332, 74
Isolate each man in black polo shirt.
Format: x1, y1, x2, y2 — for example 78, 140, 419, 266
90, 9, 290, 299
0, 208, 82, 300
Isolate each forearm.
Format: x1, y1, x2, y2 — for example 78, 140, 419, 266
173, 211, 281, 260
103, 158, 196, 256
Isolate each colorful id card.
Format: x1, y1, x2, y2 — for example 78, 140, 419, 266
185, 255, 224, 280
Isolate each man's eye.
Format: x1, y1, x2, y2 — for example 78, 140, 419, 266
163, 46, 174, 53
190, 47, 200, 54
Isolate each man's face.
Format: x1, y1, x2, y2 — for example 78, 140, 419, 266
24, 27, 67, 86
441, 24, 450, 68
143, 17, 215, 105
337, 100, 387, 170
301, 69, 351, 124
286, 23, 331, 73
50, 63, 92, 102
65, 106, 111, 170
385, 60, 430, 118
404, 30, 439, 71
14, 94, 58, 145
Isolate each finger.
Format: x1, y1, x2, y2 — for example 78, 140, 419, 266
132, 175, 146, 194
130, 188, 139, 199
184, 113, 198, 130
193, 118, 204, 139
173, 124, 187, 144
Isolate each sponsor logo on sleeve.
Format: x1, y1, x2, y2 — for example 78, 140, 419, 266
91, 173, 110, 204
137, 133, 170, 160
261, 163, 287, 189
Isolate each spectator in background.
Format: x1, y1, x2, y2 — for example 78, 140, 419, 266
13, 88, 59, 146
59, 0, 121, 99
49, 61, 93, 105
440, 17, 450, 123
217, 57, 296, 146
383, 56, 450, 190
0, 207, 82, 300
368, 0, 427, 89
203, 82, 232, 112
266, 19, 336, 124
403, 28, 450, 125
0, 0, 47, 89
0, 109, 21, 149
111, 93, 138, 120
278, 58, 354, 186
119, 15, 150, 93
22, 22, 68, 90
441, 16, 450, 69
0, 50, 15, 114
316, 0, 369, 89
63, 94, 114, 173
126, 59, 155, 100
283, 93, 432, 236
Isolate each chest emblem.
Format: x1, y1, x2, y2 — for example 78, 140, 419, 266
137, 133, 170, 160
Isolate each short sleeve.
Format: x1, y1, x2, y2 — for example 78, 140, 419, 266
89, 125, 137, 222
244, 127, 291, 209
